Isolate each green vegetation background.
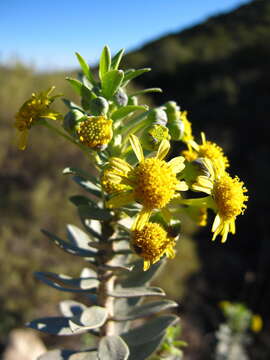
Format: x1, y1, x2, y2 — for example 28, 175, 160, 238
1, 0, 269, 357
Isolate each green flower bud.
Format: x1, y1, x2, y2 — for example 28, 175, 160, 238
147, 107, 168, 126
88, 96, 109, 116
113, 88, 128, 106
63, 109, 86, 132
164, 101, 184, 140
141, 124, 171, 151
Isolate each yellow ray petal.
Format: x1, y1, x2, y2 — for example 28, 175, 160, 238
175, 181, 189, 191
212, 214, 221, 232
156, 139, 170, 160
201, 132, 206, 144
129, 134, 144, 162
168, 156, 185, 174
229, 220, 236, 234
106, 191, 135, 208
221, 222, 230, 243
143, 260, 151, 271
110, 157, 133, 174
132, 208, 152, 231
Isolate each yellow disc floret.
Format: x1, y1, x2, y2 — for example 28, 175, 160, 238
197, 141, 229, 173
133, 158, 178, 210
213, 173, 248, 221
132, 222, 176, 270
76, 116, 113, 149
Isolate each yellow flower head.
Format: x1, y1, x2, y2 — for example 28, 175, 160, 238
132, 222, 176, 271
211, 173, 248, 243
183, 132, 229, 174
106, 135, 188, 229
181, 110, 194, 144
101, 165, 130, 194
14, 87, 62, 150
76, 116, 113, 149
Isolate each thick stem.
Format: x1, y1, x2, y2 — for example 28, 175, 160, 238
99, 271, 116, 336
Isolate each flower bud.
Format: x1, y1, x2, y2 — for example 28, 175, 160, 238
141, 124, 171, 151
88, 96, 109, 116
147, 107, 168, 126
63, 109, 86, 132
113, 88, 128, 106
164, 101, 184, 140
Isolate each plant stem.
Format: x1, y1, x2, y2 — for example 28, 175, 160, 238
99, 271, 116, 336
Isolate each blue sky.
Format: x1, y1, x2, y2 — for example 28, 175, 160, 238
1, 0, 250, 71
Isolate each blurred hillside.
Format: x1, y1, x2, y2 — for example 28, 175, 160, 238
1, 0, 270, 358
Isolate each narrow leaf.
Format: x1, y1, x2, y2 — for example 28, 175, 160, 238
98, 336, 129, 360
78, 205, 112, 221
69, 306, 108, 332
66, 224, 93, 249
63, 167, 99, 186
114, 300, 178, 321
72, 176, 102, 198
111, 105, 148, 121
128, 334, 164, 360
108, 286, 165, 298
129, 88, 162, 97
66, 78, 82, 95
101, 70, 124, 99
27, 317, 76, 336
111, 48, 125, 70
121, 315, 179, 346
99, 45, 111, 80
35, 272, 99, 292
41, 229, 97, 257
75, 52, 96, 85
122, 68, 151, 87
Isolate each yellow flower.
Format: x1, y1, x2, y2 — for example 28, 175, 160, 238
106, 135, 188, 229
132, 222, 176, 271
14, 87, 62, 150
181, 160, 248, 242
251, 315, 263, 333
183, 132, 229, 174
211, 173, 248, 242
101, 165, 130, 194
76, 116, 113, 149
181, 110, 194, 144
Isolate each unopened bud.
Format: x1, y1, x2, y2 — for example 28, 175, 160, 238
141, 124, 171, 151
164, 101, 184, 140
88, 96, 109, 116
113, 88, 128, 106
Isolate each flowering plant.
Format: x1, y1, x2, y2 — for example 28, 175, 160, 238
15, 46, 248, 359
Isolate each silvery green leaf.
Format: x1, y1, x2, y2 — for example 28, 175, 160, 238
35, 272, 99, 292
62, 99, 84, 112
100, 264, 134, 273
101, 70, 124, 99
81, 219, 103, 241
111, 48, 125, 70
59, 300, 87, 317
66, 224, 95, 249
78, 205, 112, 221
129, 88, 162, 97
98, 336, 129, 360
69, 195, 98, 209
111, 105, 148, 121
75, 52, 96, 85
128, 334, 164, 360
99, 45, 111, 80
27, 317, 76, 336
41, 230, 98, 258
121, 315, 178, 345
66, 77, 83, 95
63, 167, 99, 186
114, 300, 178, 321
108, 286, 165, 298
122, 68, 151, 87
69, 306, 108, 333
121, 259, 165, 287
112, 240, 130, 252
72, 176, 102, 198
